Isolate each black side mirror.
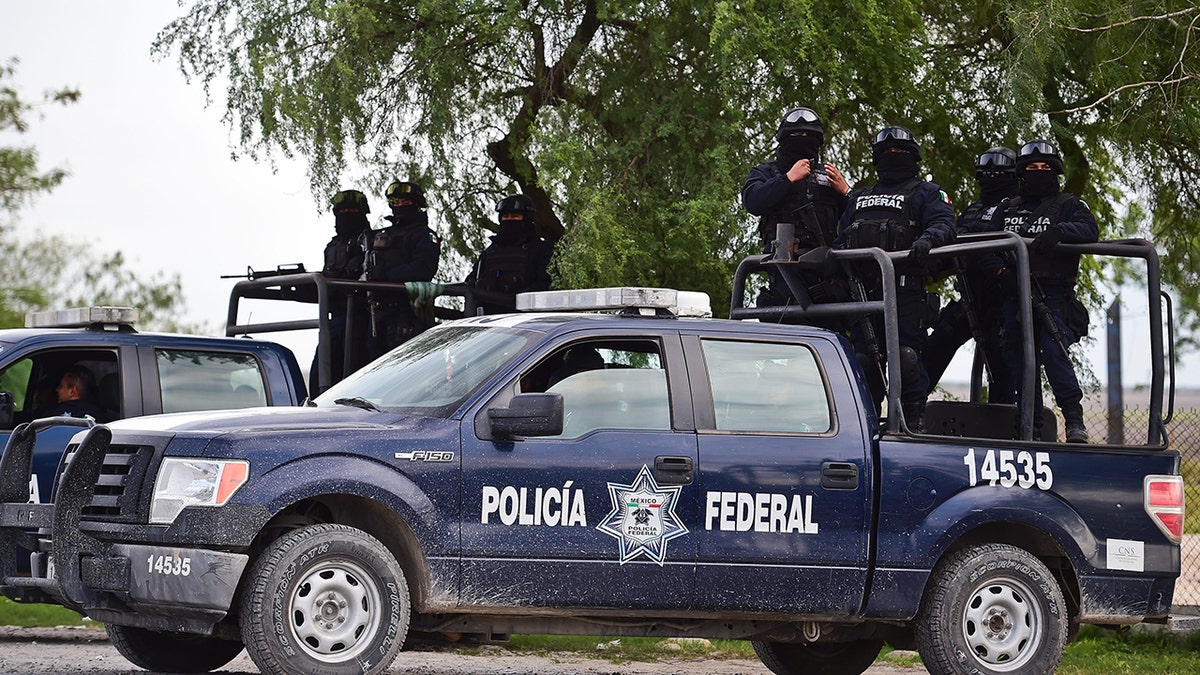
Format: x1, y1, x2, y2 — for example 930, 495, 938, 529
488, 393, 564, 439
0, 392, 13, 429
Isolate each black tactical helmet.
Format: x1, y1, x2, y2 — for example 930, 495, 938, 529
975, 147, 1017, 176
871, 125, 922, 162
1016, 139, 1064, 174
331, 189, 370, 215
385, 180, 427, 208
496, 194, 536, 216
775, 106, 824, 141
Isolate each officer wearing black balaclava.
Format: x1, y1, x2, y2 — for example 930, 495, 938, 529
309, 190, 372, 393
987, 139, 1098, 443
835, 125, 957, 432
360, 180, 441, 358
465, 194, 554, 316
742, 107, 850, 314
923, 148, 1019, 402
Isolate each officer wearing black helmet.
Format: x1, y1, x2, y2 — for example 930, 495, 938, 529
836, 125, 957, 431
922, 148, 1018, 402
742, 106, 850, 314
310, 189, 372, 391
987, 139, 1098, 443
465, 194, 554, 315
361, 179, 441, 358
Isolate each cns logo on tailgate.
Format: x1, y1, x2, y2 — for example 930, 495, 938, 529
597, 464, 688, 566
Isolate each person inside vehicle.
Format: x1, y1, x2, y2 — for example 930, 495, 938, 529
40, 365, 105, 420
310, 189, 372, 393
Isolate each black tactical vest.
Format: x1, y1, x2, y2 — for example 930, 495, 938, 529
844, 178, 922, 251
475, 242, 534, 294
999, 193, 1078, 281
323, 237, 364, 279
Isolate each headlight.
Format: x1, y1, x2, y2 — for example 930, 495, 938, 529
149, 458, 249, 524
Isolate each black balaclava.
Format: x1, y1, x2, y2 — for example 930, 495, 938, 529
776, 133, 822, 172
496, 215, 533, 244
334, 213, 368, 239
978, 173, 1018, 205
874, 151, 920, 182
388, 205, 422, 227
1020, 170, 1060, 199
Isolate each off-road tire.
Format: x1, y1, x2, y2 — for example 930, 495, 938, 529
105, 623, 244, 673
752, 638, 884, 675
916, 543, 1068, 675
239, 523, 409, 675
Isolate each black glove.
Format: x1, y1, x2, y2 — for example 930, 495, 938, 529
1029, 227, 1063, 252
909, 238, 933, 259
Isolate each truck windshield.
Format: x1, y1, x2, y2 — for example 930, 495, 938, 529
314, 324, 540, 413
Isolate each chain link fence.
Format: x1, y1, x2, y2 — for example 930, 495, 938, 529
1083, 398, 1197, 612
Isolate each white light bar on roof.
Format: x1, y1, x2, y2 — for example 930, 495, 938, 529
516, 287, 712, 318
25, 306, 140, 329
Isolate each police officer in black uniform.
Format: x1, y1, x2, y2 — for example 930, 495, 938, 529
465, 194, 554, 315
310, 189, 372, 391
741, 106, 850, 314
988, 140, 1097, 443
836, 125, 957, 431
361, 180, 441, 359
922, 148, 1018, 402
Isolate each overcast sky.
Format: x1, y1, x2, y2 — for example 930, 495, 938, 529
2, 1, 1192, 393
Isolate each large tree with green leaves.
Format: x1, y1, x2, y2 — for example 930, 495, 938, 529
154, 1, 1200, 333
1, 59, 194, 331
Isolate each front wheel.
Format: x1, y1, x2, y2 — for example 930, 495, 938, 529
916, 543, 1068, 675
105, 624, 244, 673
239, 523, 410, 675
752, 638, 884, 675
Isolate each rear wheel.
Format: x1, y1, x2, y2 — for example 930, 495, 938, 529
239, 523, 410, 675
105, 624, 244, 673
916, 543, 1067, 675
752, 638, 884, 675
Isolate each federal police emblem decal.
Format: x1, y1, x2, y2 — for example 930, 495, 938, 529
596, 464, 687, 565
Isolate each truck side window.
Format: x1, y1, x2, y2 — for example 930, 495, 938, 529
527, 340, 670, 439
701, 339, 831, 434
156, 349, 268, 413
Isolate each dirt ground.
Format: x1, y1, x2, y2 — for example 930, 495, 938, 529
0, 626, 925, 674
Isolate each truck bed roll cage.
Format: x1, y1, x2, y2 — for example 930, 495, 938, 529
730, 229, 1171, 445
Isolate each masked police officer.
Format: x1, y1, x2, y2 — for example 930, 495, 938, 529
836, 125, 957, 431
361, 180, 441, 359
465, 194, 554, 315
310, 189, 372, 392
922, 148, 1018, 402
742, 106, 850, 313
988, 139, 1097, 443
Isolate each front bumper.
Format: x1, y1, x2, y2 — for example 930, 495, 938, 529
0, 420, 265, 633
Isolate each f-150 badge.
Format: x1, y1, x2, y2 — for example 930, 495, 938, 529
597, 464, 687, 565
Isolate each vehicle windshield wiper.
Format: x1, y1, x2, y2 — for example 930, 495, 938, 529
334, 396, 382, 412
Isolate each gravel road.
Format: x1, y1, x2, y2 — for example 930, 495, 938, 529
0, 626, 925, 674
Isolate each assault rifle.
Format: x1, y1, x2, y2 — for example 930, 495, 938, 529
1030, 277, 1071, 359
220, 263, 307, 280
951, 261, 999, 385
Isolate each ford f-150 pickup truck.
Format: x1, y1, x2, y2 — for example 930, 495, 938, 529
0, 237, 1183, 675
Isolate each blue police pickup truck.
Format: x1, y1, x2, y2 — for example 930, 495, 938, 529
0, 250, 1183, 675
0, 307, 307, 504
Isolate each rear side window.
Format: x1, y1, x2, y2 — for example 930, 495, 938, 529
156, 349, 268, 413
701, 339, 831, 434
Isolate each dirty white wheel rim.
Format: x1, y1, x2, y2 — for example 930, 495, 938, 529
961, 573, 1045, 671
287, 559, 383, 663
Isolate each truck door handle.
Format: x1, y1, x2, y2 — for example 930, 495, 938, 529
653, 455, 694, 485
821, 461, 859, 490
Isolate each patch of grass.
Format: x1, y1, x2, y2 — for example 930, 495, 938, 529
0, 598, 89, 627
1058, 625, 1200, 674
